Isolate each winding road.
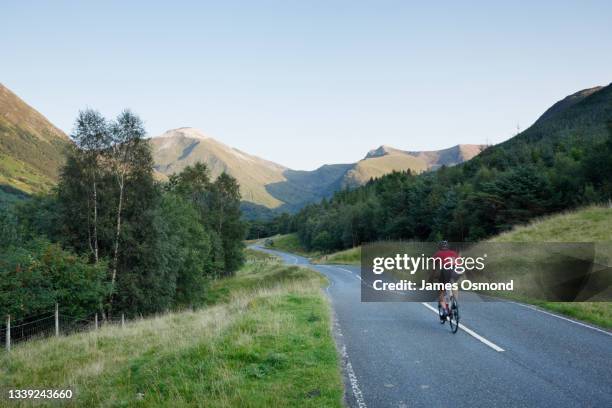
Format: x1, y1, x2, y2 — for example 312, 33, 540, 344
253, 245, 612, 408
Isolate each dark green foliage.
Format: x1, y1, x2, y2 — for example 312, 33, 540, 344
209, 173, 246, 274
272, 84, 612, 252
0, 239, 109, 321
153, 193, 212, 308
246, 212, 294, 239
166, 163, 246, 277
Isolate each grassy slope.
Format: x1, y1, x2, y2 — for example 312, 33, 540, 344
0, 250, 343, 407
0, 83, 70, 194
491, 206, 612, 242
264, 233, 320, 257
344, 153, 428, 186
313, 247, 361, 265
489, 206, 612, 328
264, 233, 362, 266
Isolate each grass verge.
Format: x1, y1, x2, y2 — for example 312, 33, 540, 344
0, 249, 343, 407
313, 247, 361, 266
489, 205, 612, 329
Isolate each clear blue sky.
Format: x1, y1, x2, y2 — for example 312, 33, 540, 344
2, 1, 611, 170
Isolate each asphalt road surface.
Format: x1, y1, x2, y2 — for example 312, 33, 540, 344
252, 245, 612, 408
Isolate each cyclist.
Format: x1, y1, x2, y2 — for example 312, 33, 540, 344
433, 240, 459, 323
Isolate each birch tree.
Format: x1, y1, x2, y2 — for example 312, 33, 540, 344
108, 110, 147, 297
70, 110, 110, 264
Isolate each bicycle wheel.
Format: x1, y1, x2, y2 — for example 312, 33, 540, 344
449, 297, 459, 333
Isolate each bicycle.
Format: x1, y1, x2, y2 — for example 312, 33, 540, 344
438, 288, 459, 333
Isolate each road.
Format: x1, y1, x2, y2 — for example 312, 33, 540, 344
253, 245, 612, 408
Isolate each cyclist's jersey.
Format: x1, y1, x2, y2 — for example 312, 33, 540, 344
434, 249, 460, 284
433, 249, 459, 265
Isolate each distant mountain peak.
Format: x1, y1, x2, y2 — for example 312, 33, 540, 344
157, 127, 211, 140
365, 145, 403, 158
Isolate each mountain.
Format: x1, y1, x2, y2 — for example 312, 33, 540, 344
151, 128, 288, 208
0, 83, 71, 194
150, 129, 484, 214
0, 82, 481, 214
344, 144, 484, 187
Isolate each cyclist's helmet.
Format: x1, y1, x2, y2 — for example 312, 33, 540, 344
438, 240, 449, 250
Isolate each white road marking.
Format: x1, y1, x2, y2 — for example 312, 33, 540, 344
509, 301, 612, 337
321, 265, 362, 281
342, 345, 367, 408
334, 320, 367, 408
421, 302, 505, 352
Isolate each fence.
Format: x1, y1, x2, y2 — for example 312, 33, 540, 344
1, 304, 127, 353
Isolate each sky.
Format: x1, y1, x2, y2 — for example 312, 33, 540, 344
2, 1, 611, 170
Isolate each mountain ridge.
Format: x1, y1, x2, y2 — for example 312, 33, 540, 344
3, 82, 606, 217
150, 129, 484, 213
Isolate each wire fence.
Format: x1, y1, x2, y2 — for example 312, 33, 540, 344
0, 305, 128, 352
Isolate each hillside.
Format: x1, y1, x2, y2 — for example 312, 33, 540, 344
488, 206, 612, 328
151, 128, 482, 213
281, 83, 612, 252
0, 83, 71, 194
151, 128, 288, 208
491, 205, 612, 243
344, 144, 483, 187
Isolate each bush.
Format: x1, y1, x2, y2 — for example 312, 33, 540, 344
0, 239, 109, 321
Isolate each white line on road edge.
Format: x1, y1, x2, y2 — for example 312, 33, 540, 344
509, 301, 612, 337
331, 312, 367, 407
286, 254, 298, 265
341, 345, 367, 408
421, 303, 505, 352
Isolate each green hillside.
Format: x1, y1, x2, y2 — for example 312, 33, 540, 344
491, 205, 612, 243
0, 83, 71, 195
489, 206, 612, 328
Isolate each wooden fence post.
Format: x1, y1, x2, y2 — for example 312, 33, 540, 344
55, 303, 59, 337
95, 313, 98, 330
5, 315, 10, 353
121, 313, 125, 328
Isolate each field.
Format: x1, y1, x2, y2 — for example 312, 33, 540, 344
490, 205, 612, 243
0, 250, 343, 407
489, 205, 612, 328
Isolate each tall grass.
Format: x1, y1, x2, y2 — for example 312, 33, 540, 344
0, 250, 343, 407
489, 206, 612, 328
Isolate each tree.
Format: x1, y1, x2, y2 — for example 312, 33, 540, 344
108, 110, 148, 297
69, 110, 110, 263
58, 110, 158, 316
209, 173, 246, 274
